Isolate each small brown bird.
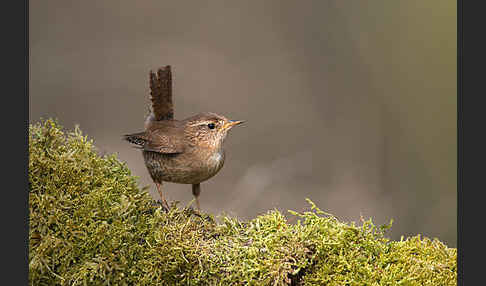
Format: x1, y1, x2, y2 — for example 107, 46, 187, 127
123, 66, 243, 210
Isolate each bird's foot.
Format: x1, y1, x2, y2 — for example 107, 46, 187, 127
152, 200, 170, 212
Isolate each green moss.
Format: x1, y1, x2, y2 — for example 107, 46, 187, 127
29, 119, 457, 285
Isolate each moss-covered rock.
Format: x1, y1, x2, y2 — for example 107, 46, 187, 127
29, 119, 457, 285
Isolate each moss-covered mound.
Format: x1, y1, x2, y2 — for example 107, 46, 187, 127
29, 119, 457, 285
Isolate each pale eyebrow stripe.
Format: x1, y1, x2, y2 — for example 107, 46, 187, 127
188, 120, 216, 127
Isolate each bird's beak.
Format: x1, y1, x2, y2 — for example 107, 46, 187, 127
223, 120, 245, 130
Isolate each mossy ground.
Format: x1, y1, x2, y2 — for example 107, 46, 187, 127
29, 119, 457, 285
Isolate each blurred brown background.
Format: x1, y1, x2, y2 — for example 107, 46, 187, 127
29, 1, 456, 246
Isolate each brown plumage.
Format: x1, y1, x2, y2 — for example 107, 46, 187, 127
124, 66, 244, 210
149, 65, 173, 121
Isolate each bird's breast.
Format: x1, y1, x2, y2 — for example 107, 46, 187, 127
208, 150, 224, 167
204, 149, 225, 177
142, 148, 225, 184
185, 148, 225, 183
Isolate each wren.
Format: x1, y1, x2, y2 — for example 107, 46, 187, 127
124, 66, 243, 210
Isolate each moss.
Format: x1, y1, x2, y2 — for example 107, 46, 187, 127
29, 119, 457, 285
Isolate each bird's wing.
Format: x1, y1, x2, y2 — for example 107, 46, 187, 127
144, 123, 185, 154
149, 65, 174, 121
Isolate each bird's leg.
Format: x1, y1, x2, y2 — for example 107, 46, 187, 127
192, 183, 201, 211
156, 182, 170, 210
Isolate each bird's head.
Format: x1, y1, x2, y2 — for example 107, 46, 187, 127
184, 112, 244, 149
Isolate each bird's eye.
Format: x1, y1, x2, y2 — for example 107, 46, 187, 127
207, 123, 216, 129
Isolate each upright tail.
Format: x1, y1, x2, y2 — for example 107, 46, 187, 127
148, 65, 174, 122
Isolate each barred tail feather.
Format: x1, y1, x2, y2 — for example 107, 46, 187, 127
149, 65, 174, 121
123, 132, 147, 148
